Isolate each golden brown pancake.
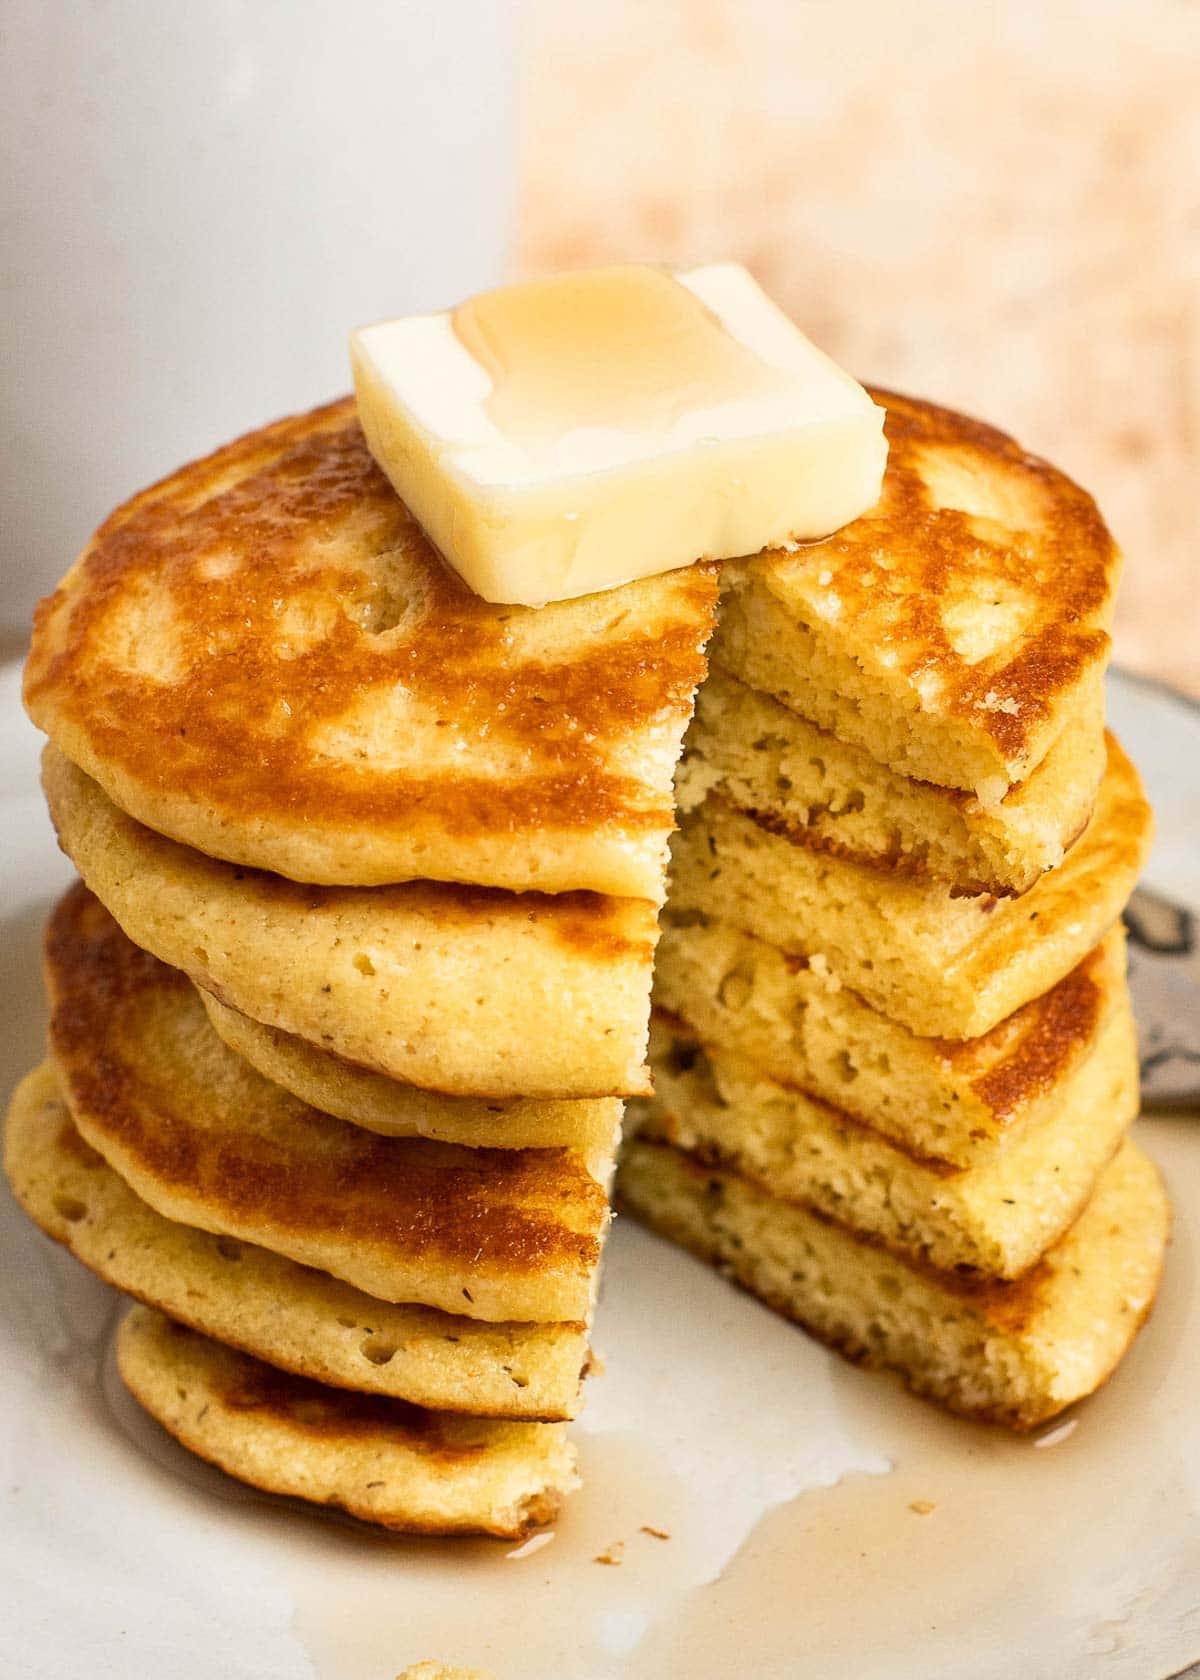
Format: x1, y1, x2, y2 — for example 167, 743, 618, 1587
668, 732, 1151, 1039
117, 1307, 576, 1539
716, 390, 1121, 798
24, 398, 718, 897
5, 1064, 588, 1420
43, 748, 656, 1101
44, 885, 614, 1324
196, 989, 621, 1152
618, 1136, 1167, 1429
397, 1666, 494, 1679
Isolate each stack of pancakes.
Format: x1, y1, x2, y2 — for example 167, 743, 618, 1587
7, 400, 718, 1537
619, 392, 1167, 1429
5, 387, 1167, 1544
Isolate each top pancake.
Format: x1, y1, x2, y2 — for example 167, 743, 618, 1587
24, 398, 718, 897
715, 390, 1120, 798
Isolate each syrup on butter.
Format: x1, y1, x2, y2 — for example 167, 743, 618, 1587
350, 263, 887, 607
450, 265, 787, 446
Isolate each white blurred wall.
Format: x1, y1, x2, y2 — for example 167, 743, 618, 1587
1, 0, 517, 635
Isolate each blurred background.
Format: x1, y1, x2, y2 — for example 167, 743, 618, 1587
3, 0, 1197, 693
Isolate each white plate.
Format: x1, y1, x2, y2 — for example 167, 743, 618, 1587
3, 662, 1198, 1680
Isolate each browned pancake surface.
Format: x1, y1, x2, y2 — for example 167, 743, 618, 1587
25, 398, 718, 895
45, 883, 610, 1322
718, 389, 1121, 789
117, 1307, 575, 1539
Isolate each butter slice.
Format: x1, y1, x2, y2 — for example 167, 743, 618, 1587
350, 263, 887, 606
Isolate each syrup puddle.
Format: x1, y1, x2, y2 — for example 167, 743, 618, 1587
288, 1218, 891, 1678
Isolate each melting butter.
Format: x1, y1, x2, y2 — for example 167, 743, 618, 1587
351, 262, 887, 606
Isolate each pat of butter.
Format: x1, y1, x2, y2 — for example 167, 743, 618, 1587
350, 263, 887, 606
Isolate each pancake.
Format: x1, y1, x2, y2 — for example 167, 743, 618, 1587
197, 989, 619, 1152
5, 1065, 587, 1420
668, 732, 1151, 1040
653, 921, 1127, 1168
117, 1307, 575, 1539
714, 390, 1120, 799
678, 667, 1106, 894
45, 885, 613, 1324
24, 398, 718, 898
43, 749, 655, 1101
642, 999, 1138, 1278
397, 1667, 494, 1679
618, 1137, 1167, 1429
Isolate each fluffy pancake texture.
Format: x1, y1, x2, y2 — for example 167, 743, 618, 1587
397, 1666, 495, 1679
678, 668, 1106, 894
653, 920, 1127, 1167
617, 1137, 1167, 1429
24, 398, 719, 897
44, 885, 613, 1324
117, 1307, 576, 1539
642, 1000, 1138, 1278
43, 748, 656, 1100
197, 990, 620, 1153
714, 390, 1120, 798
668, 732, 1151, 1039
4, 1065, 587, 1419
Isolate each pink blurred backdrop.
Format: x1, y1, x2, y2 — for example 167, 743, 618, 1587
520, 0, 1200, 695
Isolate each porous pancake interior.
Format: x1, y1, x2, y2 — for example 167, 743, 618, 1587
642, 999, 1138, 1279
198, 988, 621, 1153
117, 1306, 577, 1539
714, 390, 1120, 797
24, 398, 719, 897
617, 1137, 1167, 1430
45, 885, 615, 1324
668, 732, 1151, 1039
653, 919, 1127, 1166
679, 667, 1106, 894
4, 1063, 588, 1420
42, 748, 657, 1101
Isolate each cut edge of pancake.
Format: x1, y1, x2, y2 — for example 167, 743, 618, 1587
681, 665, 1107, 895
667, 731, 1152, 1040
641, 993, 1139, 1280
617, 1134, 1167, 1430
652, 918, 1128, 1166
